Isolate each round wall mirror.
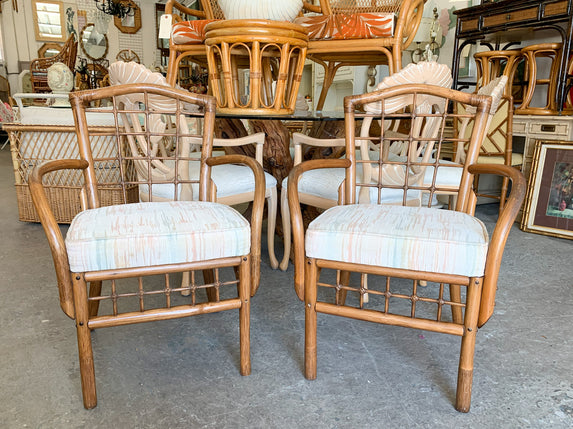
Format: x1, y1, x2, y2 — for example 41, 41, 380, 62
80, 23, 109, 60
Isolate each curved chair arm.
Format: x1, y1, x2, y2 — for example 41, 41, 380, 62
302, 1, 322, 14
29, 159, 89, 319
397, 0, 426, 50
468, 163, 526, 327
165, 0, 206, 21
206, 154, 266, 296
288, 158, 351, 300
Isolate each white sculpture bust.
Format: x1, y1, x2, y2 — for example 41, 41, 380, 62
47, 62, 74, 107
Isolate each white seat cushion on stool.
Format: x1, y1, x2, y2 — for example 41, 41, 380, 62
306, 204, 489, 277
66, 201, 250, 272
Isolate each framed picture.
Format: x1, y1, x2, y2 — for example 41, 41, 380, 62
521, 140, 573, 239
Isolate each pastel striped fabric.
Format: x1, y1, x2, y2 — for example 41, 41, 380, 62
140, 161, 276, 200
66, 201, 250, 272
306, 204, 489, 277
294, 13, 394, 40
171, 19, 217, 44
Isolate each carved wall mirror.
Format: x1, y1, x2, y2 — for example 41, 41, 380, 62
114, 1, 142, 34
32, 0, 65, 42
38, 42, 62, 58
80, 23, 109, 60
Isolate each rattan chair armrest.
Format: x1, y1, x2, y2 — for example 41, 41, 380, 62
302, 1, 322, 14
396, 0, 427, 50
29, 159, 89, 320
206, 154, 266, 295
287, 158, 351, 300
468, 163, 526, 327
165, 0, 206, 20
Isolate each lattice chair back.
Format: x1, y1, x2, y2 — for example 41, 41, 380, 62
327, 0, 402, 14
455, 75, 508, 163
347, 84, 491, 210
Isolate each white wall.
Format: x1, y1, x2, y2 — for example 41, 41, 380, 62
1, 0, 160, 92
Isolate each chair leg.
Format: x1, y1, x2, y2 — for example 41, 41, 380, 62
72, 274, 97, 409
166, 48, 180, 87
88, 281, 102, 318
279, 188, 291, 271
455, 277, 483, 413
335, 270, 350, 306
499, 175, 510, 212
266, 187, 279, 269
315, 63, 336, 111
238, 256, 251, 376
180, 271, 191, 296
305, 258, 319, 380
450, 284, 464, 324
202, 269, 219, 302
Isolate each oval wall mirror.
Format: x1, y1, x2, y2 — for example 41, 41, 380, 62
80, 23, 109, 60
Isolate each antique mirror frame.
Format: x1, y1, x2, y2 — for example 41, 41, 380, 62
114, 1, 142, 34
38, 42, 63, 58
80, 23, 109, 60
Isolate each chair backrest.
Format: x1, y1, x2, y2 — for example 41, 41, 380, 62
359, 61, 453, 204
69, 84, 217, 210
108, 61, 206, 200
455, 75, 508, 163
318, 0, 402, 15
30, 35, 78, 93
344, 84, 492, 211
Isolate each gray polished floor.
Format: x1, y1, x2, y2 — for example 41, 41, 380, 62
1, 146, 572, 428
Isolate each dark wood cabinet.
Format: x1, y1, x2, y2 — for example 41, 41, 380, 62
452, 0, 573, 112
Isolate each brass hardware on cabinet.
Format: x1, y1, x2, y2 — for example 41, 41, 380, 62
540, 124, 556, 132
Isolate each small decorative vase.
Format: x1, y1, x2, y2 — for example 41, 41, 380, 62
218, 0, 303, 22
47, 62, 74, 107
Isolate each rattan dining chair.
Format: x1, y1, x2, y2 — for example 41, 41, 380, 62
108, 61, 279, 269
29, 84, 265, 409
287, 83, 526, 412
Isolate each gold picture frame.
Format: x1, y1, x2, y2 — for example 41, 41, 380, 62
521, 140, 573, 240
114, 1, 142, 34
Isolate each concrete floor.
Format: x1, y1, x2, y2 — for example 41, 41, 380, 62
1, 146, 572, 428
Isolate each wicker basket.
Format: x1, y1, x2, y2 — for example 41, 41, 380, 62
6, 123, 138, 224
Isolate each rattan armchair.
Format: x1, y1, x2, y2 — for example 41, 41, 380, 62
298, 0, 426, 109
29, 84, 265, 408
30, 35, 78, 93
165, 0, 223, 86
287, 84, 526, 412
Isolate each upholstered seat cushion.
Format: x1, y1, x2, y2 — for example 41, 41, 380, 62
65, 201, 250, 272
171, 19, 217, 45
282, 166, 421, 203
140, 161, 277, 200
306, 204, 489, 277
294, 13, 394, 40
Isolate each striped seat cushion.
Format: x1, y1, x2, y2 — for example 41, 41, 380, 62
66, 201, 250, 272
294, 13, 394, 40
171, 19, 217, 45
306, 204, 489, 277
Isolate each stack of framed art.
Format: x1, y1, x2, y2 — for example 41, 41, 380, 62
521, 140, 573, 240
